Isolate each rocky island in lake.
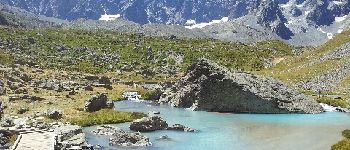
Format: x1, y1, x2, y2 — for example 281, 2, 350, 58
160, 59, 324, 114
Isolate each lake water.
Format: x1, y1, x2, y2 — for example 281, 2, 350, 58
84, 101, 350, 150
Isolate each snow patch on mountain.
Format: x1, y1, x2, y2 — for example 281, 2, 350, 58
185, 17, 229, 29
99, 14, 121, 21
335, 15, 348, 23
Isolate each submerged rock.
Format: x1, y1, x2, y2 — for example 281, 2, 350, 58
84, 94, 114, 112
93, 125, 151, 147
160, 59, 324, 114
129, 116, 168, 132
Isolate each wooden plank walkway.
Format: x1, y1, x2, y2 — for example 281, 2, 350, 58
14, 130, 54, 150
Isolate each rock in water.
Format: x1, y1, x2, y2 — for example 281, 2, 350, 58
92, 125, 151, 147
129, 116, 168, 132
54, 125, 86, 149
84, 94, 114, 112
160, 59, 324, 114
167, 124, 196, 132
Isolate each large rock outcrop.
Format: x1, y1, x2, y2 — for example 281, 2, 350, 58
84, 94, 114, 112
159, 59, 324, 114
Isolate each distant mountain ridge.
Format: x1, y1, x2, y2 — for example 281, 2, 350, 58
2, 0, 350, 46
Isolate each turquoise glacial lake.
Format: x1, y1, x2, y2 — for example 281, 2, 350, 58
84, 101, 350, 150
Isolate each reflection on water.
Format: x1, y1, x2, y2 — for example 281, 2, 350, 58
84, 101, 350, 150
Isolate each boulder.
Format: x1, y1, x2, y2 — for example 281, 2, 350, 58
109, 132, 151, 147
93, 125, 152, 147
158, 135, 170, 140
84, 85, 93, 91
0, 81, 5, 95
129, 116, 168, 132
0, 130, 16, 149
167, 124, 195, 132
84, 94, 114, 112
45, 109, 63, 119
85, 75, 99, 81
54, 125, 86, 149
336, 107, 350, 113
0, 101, 4, 119
160, 59, 324, 114
98, 76, 111, 85
0, 116, 14, 127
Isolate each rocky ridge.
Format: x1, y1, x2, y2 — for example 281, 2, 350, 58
3, 0, 350, 46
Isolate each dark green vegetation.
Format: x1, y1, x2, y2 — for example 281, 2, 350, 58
0, 27, 292, 79
0, 50, 14, 65
332, 130, 350, 150
342, 130, 350, 139
69, 109, 145, 127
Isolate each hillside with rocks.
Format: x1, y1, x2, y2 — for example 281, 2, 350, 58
259, 29, 350, 109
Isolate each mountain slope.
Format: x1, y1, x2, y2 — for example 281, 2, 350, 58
258, 29, 350, 107
0, 3, 66, 28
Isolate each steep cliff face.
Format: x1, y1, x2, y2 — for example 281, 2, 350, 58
160, 59, 324, 114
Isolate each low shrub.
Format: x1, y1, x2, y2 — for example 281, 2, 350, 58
332, 139, 350, 150
343, 130, 350, 139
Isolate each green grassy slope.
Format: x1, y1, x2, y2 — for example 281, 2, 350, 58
0, 27, 292, 80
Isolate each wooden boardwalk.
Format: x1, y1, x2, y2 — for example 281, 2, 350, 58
14, 130, 54, 150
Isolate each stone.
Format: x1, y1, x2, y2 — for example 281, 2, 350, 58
129, 116, 168, 132
45, 109, 63, 119
158, 135, 170, 140
0, 81, 5, 95
85, 75, 99, 81
149, 111, 160, 115
160, 59, 324, 114
8, 95, 20, 101
167, 124, 195, 132
84, 85, 93, 91
98, 76, 111, 85
92, 125, 124, 136
7, 81, 20, 90
84, 94, 114, 112
0, 130, 16, 149
0, 101, 4, 119
14, 88, 28, 94
336, 107, 350, 113
54, 125, 86, 149
17, 107, 29, 114
1, 116, 14, 127
93, 125, 152, 147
